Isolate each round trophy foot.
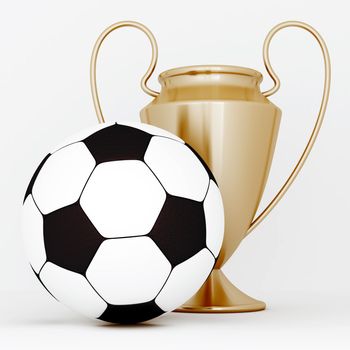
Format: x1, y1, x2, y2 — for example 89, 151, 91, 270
174, 269, 266, 313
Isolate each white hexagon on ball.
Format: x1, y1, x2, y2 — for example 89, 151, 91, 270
40, 262, 107, 319
144, 137, 209, 202
80, 160, 166, 238
86, 237, 171, 305
32, 142, 96, 214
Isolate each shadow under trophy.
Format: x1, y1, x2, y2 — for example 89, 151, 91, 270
90, 21, 330, 312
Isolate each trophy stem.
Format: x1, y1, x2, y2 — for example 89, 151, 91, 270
174, 269, 266, 313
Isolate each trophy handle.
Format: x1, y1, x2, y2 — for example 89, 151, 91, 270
90, 21, 159, 123
246, 21, 331, 236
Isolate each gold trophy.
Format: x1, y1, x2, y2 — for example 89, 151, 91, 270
90, 21, 330, 312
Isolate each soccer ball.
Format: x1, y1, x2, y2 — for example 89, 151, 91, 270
22, 121, 224, 323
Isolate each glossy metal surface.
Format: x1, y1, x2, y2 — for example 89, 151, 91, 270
176, 269, 265, 313
141, 67, 279, 312
90, 21, 159, 124
141, 68, 282, 268
90, 21, 331, 313
247, 21, 331, 235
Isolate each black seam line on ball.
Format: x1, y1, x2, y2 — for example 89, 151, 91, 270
107, 233, 150, 240
78, 164, 97, 201
24, 153, 51, 204
32, 201, 72, 276
143, 162, 168, 195
201, 179, 211, 204
84, 275, 109, 305
31, 194, 44, 216
149, 134, 184, 145
206, 247, 217, 262
51, 141, 80, 155
201, 199, 219, 261
31, 264, 58, 301
153, 267, 173, 304
37, 260, 47, 276
144, 161, 206, 204
184, 143, 217, 185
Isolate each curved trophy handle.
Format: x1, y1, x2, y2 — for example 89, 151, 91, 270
90, 21, 159, 123
246, 21, 331, 236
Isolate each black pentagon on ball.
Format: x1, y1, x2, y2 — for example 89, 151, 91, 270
99, 301, 164, 324
43, 202, 105, 275
83, 124, 152, 164
148, 195, 207, 268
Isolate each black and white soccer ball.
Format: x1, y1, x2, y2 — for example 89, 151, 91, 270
22, 121, 224, 324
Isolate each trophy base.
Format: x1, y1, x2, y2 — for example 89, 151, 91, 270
174, 269, 266, 313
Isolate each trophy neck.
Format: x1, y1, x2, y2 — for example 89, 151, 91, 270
157, 65, 265, 102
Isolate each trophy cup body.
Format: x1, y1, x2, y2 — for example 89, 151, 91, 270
141, 65, 280, 312
90, 20, 330, 313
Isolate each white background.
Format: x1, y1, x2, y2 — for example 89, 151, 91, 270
1, 0, 349, 349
